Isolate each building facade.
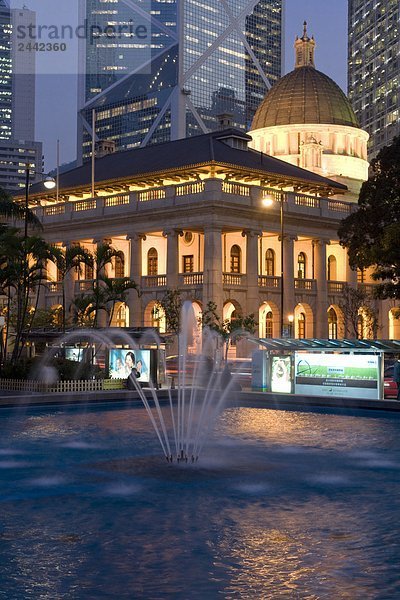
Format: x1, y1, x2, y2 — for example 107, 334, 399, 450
348, 0, 400, 157
250, 23, 369, 202
78, 0, 283, 161
0, 2, 41, 192
23, 129, 400, 346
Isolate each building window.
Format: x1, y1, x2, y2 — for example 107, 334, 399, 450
328, 307, 338, 339
327, 255, 337, 281
183, 255, 194, 273
297, 252, 306, 279
147, 248, 158, 276
265, 248, 275, 276
298, 312, 306, 339
265, 311, 273, 338
115, 252, 125, 278
357, 268, 365, 283
85, 263, 94, 280
115, 303, 126, 327
230, 245, 241, 273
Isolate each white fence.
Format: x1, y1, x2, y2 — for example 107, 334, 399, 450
0, 378, 126, 394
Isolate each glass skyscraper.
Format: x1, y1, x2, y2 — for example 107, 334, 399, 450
348, 0, 400, 157
78, 0, 283, 161
0, 0, 12, 140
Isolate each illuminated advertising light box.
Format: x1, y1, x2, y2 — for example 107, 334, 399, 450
65, 348, 85, 362
109, 349, 151, 383
294, 353, 381, 399
270, 356, 292, 393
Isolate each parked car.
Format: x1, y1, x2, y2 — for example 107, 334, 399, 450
384, 365, 398, 399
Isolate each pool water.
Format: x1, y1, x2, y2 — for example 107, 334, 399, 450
0, 403, 399, 599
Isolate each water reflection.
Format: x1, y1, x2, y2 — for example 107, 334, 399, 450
0, 405, 398, 598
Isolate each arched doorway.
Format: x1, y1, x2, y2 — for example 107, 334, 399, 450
259, 301, 279, 338
389, 308, 400, 340
144, 300, 166, 333
327, 255, 337, 281
328, 307, 338, 339
147, 248, 158, 276
110, 302, 128, 327
294, 303, 314, 338
230, 245, 242, 273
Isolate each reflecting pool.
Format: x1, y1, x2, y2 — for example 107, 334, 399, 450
0, 403, 399, 599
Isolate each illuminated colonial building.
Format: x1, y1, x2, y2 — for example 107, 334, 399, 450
22, 128, 399, 345
348, 0, 400, 157
250, 23, 369, 201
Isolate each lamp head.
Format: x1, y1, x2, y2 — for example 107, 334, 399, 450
43, 176, 56, 190
262, 194, 274, 208
288, 314, 294, 323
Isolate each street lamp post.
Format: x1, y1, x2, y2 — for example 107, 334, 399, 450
24, 163, 56, 239
262, 192, 285, 338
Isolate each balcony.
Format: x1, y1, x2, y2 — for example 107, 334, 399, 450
75, 280, 94, 293
47, 282, 63, 293
223, 273, 246, 286
141, 275, 167, 289
328, 281, 346, 295
295, 278, 316, 292
258, 275, 280, 289
179, 272, 204, 286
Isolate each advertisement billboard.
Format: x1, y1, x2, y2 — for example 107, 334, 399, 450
270, 356, 292, 393
294, 353, 381, 399
109, 349, 151, 383
65, 348, 85, 362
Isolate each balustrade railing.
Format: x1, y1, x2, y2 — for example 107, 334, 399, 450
328, 281, 345, 295
74, 199, 97, 212
176, 181, 204, 196
295, 278, 316, 291
141, 275, 167, 288
75, 280, 94, 292
138, 188, 166, 202
104, 193, 130, 207
179, 272, 204, 286
47, 282, 63, 293
294, 193, 320, 208
223, 273, 245, 286
222, 181, 250, 196
258, 275, 280, 288
327, 199, 352, 213
44, 204, 65, 216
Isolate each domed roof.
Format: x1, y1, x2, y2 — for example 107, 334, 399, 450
252, 66, 359, 130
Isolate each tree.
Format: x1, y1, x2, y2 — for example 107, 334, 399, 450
338, 135, 400, 299
50, 244, 92, 332
201, 301, 257, 360
158, 289, 182, 335
338, 285, 378, 339
0, 187, 41, 229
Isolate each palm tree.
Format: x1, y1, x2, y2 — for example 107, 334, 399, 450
100, 276, 140, 326
91, 242, 121, 327
50, 244, 92, 332
0, 187, 41, 229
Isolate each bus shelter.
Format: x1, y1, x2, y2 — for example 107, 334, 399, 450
251, 339, 400, 400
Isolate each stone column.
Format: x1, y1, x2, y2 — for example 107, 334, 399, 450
346, 251, 358, 288
282, 235, 296, 328
127, 233, 144, 327
313, 239, 330, 338
162, 229, 182, 289
244, 229, 261, 317
64, 241, 78, 324
203, 227, 223, 315
93, 238, 109, 328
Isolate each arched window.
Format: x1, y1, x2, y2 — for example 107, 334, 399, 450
357, 268, 365, 283
328, 307, 338, 339
265, 311, 273, 338
327, 255, 337, 281
230, 245, 241, 273
115, 303, 127, 327
297, 252, 306, 279
115, 252, 125, 278
298, 312, 306, 339
265, 249, 275, 276
147, 248, 158, 276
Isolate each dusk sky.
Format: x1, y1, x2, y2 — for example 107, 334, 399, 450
36, 0, 348, 171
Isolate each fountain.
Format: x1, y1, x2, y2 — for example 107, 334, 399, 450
37, 301, 240, 464
0, 304, 399, 597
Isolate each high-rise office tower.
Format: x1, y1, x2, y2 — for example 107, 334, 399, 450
78, 0, 283, 161
348, 0, 400, 157
0, 2, 42, 192
0, 0, 12, 140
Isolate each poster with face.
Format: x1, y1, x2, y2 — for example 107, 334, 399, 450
109, 349, 151, 382
270, 356, 292, 393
